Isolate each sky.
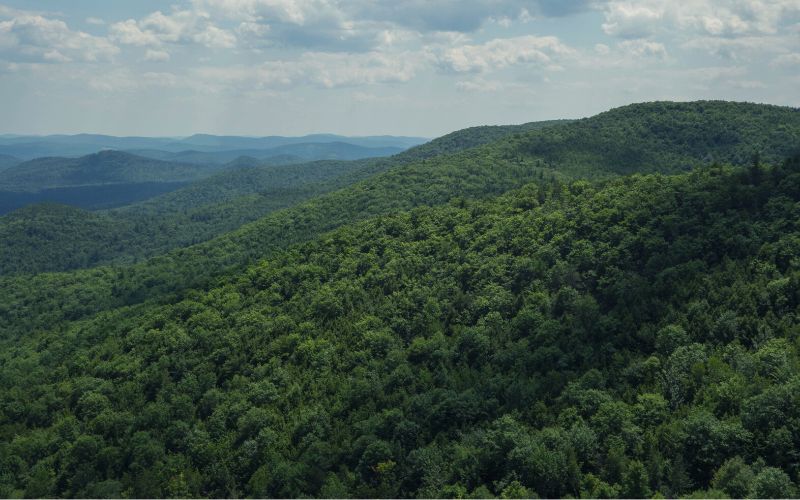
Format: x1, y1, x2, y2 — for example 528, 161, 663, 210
0, 0, 798, 137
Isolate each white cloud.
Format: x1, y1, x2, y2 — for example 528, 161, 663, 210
193, 0, 331, 24
681, 35, 789, 60
198, 0, 392, 52
602, 2, 664, 38
109, 19, 161, 46
770, 53, 800, 68
576, 38, 670, 71
190, 0, 599, 52
602, 0, 800, 38
85, 17, 105, 26
110, 9, 236, 49
196, 0, 596, 34
599, 1, 800, 64
194, 50, 421, 91
144, 49, 171, 62
438, 35, 574, 73
0, 12, 118, 63
594, 43, 611, 55
88, 68, 180, 92
618, 39, 667, 59
455, 78, 505, 92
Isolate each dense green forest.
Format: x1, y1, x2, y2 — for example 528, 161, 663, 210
503, 101, 800, 176
2, 154, 800, 497
395, 120, 574, 162
1, 101, 800, 498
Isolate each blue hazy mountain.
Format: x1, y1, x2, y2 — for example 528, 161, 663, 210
0, 133, 427, 159
126, 141, 406, 165
0, 150, 229, 213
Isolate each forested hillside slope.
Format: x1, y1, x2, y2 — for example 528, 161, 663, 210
505, 100, 800, 176
1, 155, 799, 497
1, 102, 797, 278
1, 102, 798, 337
0, 159, 383, 275
396, 119, 573, 162
0, 118, 570, 276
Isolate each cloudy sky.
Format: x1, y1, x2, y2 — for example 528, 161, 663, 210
0, 0, 798, 137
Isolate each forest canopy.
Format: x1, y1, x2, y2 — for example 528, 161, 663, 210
1, 102, 799, 498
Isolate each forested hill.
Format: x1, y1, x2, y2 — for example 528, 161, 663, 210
0, 159, 385, 275
505, 100, 800, 176
0, 151, 235, 214
0, 204, 136, 274
2, 101, 798, 279
0, 120, 570, 276
0, 151, 222, 191
1, 156, 800, 497
396, 119, 573, 162
1, 101, 799, 328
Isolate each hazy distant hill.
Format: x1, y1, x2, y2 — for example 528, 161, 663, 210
0, 150, 222, 191
127, 142, 405, 165
0, 154, 20, 172
0, 133, 426, 159
173, 133, 424, 150
0, 150, 230, 213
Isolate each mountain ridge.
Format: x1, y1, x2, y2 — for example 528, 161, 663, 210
1, 100, 797, 321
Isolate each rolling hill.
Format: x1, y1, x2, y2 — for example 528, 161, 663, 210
0, 151, 223, 191
507, 100, 800, 175
1, 101, 797, 327
127, 142, 406, 166
1, 152, 799, 497
0, 117, 572, 275
0, 133, 427, 160
0, 151, 233, 213
1, 101, 800, 498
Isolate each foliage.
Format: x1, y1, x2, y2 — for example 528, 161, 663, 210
2, 155, 800, 497
508, 100, 800, 176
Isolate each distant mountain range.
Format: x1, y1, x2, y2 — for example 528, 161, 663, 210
0, 151, 228, 213
0, 135, 424, 213
0, 133, 427, 160
126, 141, 406, 165
0, 150, 223, 192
